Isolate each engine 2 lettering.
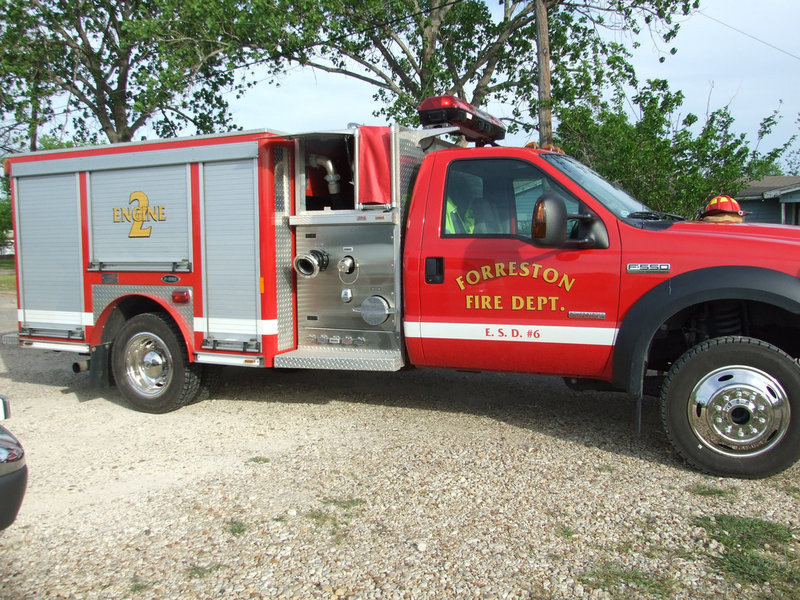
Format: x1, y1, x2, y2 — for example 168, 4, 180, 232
112, 191, 166, 238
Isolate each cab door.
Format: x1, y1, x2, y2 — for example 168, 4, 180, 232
410, 151, 621, 378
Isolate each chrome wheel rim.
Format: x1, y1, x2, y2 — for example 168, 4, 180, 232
688, 365, 790, 457
124, 332, 173, 398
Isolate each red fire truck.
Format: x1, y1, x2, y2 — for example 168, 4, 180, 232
5, 97, 800, 478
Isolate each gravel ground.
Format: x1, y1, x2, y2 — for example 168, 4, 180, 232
0, 292, 799, 599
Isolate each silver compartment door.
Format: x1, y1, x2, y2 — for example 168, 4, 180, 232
16, 173, 85, 334
201, 159, 261, 350
89, 164, 190, 268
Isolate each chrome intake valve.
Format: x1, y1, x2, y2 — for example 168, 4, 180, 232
293, 250, 329, 278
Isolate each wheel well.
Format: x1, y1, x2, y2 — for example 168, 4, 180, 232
99, 296, 174, 346
647, 299, 800, 373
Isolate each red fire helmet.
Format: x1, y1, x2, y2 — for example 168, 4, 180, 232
700, 195, 748, 217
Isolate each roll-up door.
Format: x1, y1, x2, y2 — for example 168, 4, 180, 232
89, 164, 190, 269
16, 173, 84, 334
201, 159, 261, 350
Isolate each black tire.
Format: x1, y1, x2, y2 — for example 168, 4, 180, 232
193, 365, 223, 404
661, 336, 800, 478
111, 313, 201, 413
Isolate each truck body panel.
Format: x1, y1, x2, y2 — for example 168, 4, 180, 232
10, 132, 282, 365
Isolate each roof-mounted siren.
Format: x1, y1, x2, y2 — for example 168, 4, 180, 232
418, 96, 506, 146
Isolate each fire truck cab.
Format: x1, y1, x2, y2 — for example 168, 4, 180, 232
6, 97, 800, 479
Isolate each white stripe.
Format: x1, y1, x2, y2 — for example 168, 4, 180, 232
19, 309, 93, 326
258, 319, 278, 335
404, 321, 422, 338
403, 321, 618, 346
193, 317, 278, 336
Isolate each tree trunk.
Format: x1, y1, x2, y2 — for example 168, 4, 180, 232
535, 0, 553, 147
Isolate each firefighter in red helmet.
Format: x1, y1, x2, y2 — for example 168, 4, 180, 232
697, 195, 748, 223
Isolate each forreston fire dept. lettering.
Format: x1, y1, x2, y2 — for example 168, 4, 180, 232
465, 294, 564, 311
455, 261, 575, 292
112, 191, 166, 238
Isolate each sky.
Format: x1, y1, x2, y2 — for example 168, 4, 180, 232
227, 0, 799, 153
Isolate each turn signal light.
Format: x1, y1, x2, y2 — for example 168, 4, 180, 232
172, 289, 191, 304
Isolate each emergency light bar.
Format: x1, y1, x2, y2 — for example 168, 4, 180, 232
418, 96, 506, 145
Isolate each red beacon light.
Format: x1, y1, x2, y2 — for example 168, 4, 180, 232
418, 95, 506, 145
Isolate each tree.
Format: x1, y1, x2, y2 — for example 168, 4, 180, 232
0, 0, 310, 147
784, 116, 800, 176
534, 0, 553, 145
555, 79, 793, 216
0, 1, 57, 152
275, 0, 699, 136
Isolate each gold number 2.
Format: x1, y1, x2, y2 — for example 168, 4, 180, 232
128, 191, 152, 238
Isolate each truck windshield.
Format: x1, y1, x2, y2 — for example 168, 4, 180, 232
541, 154, 649, 218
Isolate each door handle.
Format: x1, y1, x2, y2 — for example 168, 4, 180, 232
425, 257, 444, 284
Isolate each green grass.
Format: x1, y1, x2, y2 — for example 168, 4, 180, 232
686, 483, 737, 498
324, 497, 365, 511
557, 524, 577, 539
0, 273, 16, 292
187, 564, 222, 578
696, 514, 793, 551
304, 497, 365, 543
247, 456, 270, 464
129, 576, 152, 593
694, 514, 800, 595
779, 483, 800, 499
306, 508, 342, 528
226, 519, 247, 536
0, 256, 16, 293
582, 564, 673, 598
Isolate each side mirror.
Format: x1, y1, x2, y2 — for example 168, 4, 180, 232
532, 195, 567, 247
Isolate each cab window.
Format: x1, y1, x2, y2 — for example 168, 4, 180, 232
442, 158, 579, 238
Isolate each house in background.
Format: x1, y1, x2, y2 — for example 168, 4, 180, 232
736, 176, 800, 224
0, 230, 12, 256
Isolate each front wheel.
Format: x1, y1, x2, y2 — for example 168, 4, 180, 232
661, 336, 800, 478
111, 313, 200, 413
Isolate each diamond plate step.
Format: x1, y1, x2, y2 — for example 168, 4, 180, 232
273, 347, 404, 371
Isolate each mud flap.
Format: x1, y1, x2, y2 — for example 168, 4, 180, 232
89, 343, 113, 388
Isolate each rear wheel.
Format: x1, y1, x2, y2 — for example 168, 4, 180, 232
111, 313, 200, 413
661, 336, 800, 478
194, 365, 223, 403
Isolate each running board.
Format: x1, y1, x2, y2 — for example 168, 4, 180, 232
273, 347, 405, 371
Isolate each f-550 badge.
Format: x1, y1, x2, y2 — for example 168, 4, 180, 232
112, 191, 166, 238
626, 263, 670, 273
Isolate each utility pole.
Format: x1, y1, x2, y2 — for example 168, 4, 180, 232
534, 0, 553, 147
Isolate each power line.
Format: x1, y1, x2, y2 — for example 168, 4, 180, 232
698, 10, 800, 63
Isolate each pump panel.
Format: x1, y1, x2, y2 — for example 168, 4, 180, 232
293, 220, 399, 350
